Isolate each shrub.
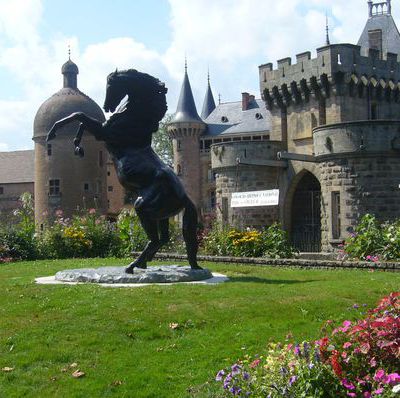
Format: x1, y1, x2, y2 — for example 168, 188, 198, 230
344, 214, 400, 261
202, 223, 295, 258
215, 293, 400, 397
115, 208, 149, 255
37, 209, 119, 259
0, 193, 37, 261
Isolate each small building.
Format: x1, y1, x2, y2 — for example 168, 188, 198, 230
0, 150, 34, 215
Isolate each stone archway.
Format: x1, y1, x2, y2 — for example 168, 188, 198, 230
290, 171, 321, 252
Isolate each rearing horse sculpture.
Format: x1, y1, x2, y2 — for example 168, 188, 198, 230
46, 69, 201, 273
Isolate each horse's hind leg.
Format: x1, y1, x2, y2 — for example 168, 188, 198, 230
125, 209, 161, 273
182, 198, 202, 270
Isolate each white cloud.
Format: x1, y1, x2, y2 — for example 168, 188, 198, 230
0, 0, 398, 151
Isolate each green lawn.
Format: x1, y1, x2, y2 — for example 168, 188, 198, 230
0, 259, 398, 397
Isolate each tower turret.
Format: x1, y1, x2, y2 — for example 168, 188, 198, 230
167, 62, 206, 209
201, 71, 216, 119
33, 56, 107, 226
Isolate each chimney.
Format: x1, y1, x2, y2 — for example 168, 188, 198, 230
242, 92, 250, 111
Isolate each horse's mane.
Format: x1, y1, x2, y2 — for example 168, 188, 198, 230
108, 69, 168, 125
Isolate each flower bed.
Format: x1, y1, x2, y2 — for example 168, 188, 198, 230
215, 292, 400, 397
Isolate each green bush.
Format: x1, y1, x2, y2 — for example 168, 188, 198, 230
37, 209, 119, 259
201, 222, 295, 258
0, 193, 37, 261
344, 214, 400, 261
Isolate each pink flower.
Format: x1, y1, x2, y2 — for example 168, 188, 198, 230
342, 379, 356, 390
374, 369, 386, 382
363, 392, 371, 398
369, 357, 377, 367
89, 208, 96, 214
372, 388, 384, 395
384, 373, 400, 386
343, 342, 352, 349
347, 393, 356, 397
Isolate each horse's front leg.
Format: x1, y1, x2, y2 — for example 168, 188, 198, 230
46, 112, 102, 142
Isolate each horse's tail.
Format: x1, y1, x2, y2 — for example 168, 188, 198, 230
182, 196, 199, 268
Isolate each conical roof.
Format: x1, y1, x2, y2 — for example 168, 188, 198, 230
201, 75, 216, 120
171, 68, 203, 124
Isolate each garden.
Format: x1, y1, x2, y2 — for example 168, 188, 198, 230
0, 194, 399, 397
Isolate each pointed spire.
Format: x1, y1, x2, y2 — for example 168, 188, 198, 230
201, 69, 216, 119
171, 60, 203, 124
325, 13, 330, 46
218, 93, 221, 105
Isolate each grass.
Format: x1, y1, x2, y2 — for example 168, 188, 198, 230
0, 258, 398, 397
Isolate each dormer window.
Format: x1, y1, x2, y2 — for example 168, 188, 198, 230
221, 116, 228, 123
255, 113, 263, 120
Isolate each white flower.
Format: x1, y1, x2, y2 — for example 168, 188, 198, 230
393, 384, 400, 394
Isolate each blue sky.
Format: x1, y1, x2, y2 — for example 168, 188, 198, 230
0, 0, 394, 151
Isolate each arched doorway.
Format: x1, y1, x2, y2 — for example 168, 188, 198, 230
291, 171, 321, 252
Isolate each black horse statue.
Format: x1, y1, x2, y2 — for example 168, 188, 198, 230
46, 69, 201, 273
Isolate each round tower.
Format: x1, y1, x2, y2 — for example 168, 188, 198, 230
167, 64, 206, 209
33, 57, 107, 226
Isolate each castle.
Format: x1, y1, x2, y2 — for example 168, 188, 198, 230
168, 0, 400, 252
1, 0, 399, 253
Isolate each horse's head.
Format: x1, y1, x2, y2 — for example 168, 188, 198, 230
103, 69, 128, 113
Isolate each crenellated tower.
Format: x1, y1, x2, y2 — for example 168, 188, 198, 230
258, 0, 400, 252
167, 63, 206, 209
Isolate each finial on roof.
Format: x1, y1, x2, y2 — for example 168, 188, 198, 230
207, 67, 210, 84
184, 56, 187, 73
68, 45, 71, 60
325, 13, 330, 46
218, 93, 221, 105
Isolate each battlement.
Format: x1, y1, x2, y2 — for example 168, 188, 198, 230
260, 44, 400, 87
259, 44, 400, 109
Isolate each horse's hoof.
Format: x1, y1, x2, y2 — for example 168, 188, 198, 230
190, 264, 203, 270
125, 266, 134, 274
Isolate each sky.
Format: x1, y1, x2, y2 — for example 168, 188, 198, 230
0, 0, 394, 151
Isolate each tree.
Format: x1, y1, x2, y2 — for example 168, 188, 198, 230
152, 114, 173, 166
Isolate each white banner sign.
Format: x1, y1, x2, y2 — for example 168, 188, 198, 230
231, 189, 279, 208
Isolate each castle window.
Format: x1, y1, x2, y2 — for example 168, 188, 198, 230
49, 179, 60, 196
221, 116, 228, 123
107, 199, 110, 209
47, 144, 52, 156
108, 185, 113, 192
210, 190, 216, 209
255, 112, 263, 120
368, 29, 383, 56
177, 164, 182, 175
107, 170, 111, 176
331, 191, 341, 239
319, 98, 326, 125
99, 151, 104, 167
177, 140, 182, 151
252, 136, 261, 140
371, 102, 378, 120
83, 183, 89, 191
0, 187, 3, 195
204, 140, 212, 151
